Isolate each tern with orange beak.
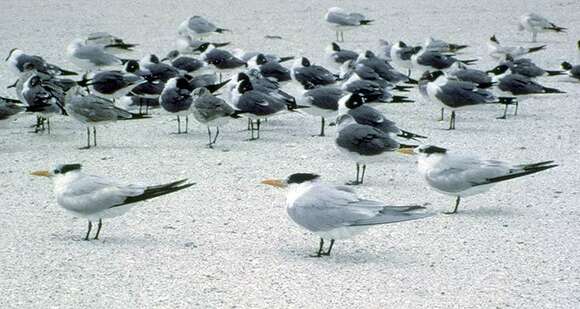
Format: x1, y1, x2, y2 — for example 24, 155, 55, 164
261, 173, 432, 257
31, 164, 194, 240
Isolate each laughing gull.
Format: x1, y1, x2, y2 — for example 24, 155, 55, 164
423, 37, 469, 54
335, 101, 416, 185
297, 86, 344, 136
31, 164, 193, 240
5, 48, 77, 77
139, 55, 181, 83
85, 32, 138, 54
21, 74, 67, 133
195, 43, 246, 79
261, 173, 431, 257
497, 57, 564, 78
159, 77, 194, 134
176, 35, 230, 55
411, 48, 477, 74
248, 53, 291, 82
415, 145, 556, 214
447, 65, 494, 88
178, 16, 229, 40
518, 13, 566, 42
67, 39, 124, 71
487, 64, 565, 112
161, 50, 207, 74
487, 35, 546, 61
233, 49, 294, 63
390, 41, 422, 76
338, 93, 426, 141
421, 71, 516, 128
64, 86, 148, 148
78, 70, 145, 99
325, 7, 373, 42
0, 96, 25, 122
341, 75, 413, 104
356, 50, 415, 84
291, 57, 337, 89
561, 62, 580, 81
191, 87, 238, 148
325, 42, 359, 68
231, 73, 288, 140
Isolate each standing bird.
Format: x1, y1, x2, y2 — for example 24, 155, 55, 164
20, 74, 67, 133
31, 164, 194, 240
335, 105, 416, 185
64, 87, 147, 149
191, 87, 238, 148
159, 77, 194, 134
261, 173, 431, 257
78, 70, 145, 99
5, 48, 77, 77
178, 15, 229, 40
487, 35, 546, 61
291, 57, 337, 89
324, 7, 373, 42
161, 50, 207, 74
415, 145, 557, 214
390, 41, 422, 76
297, 86, 344, 136
411, 48, 477, 75
498, 57, 564, 78
518, 13, 566, 42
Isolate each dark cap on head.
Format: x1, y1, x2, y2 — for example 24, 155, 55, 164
286, 173, 320, 184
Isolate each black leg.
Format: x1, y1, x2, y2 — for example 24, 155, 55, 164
177, 116, 181, 134
320, 117, 325, 136
513, 100, 519, 116
185, 116, 189, 133
360, 165, 367, 184
94, 219, 103, 240
212, 126, 220, 144
47, 118, 51, 135
310, 238, 324, 257
347, 163, 361, 185
447, 111, 456, 130
84, 221, 93, 241
80, 127, 91, 149
439, 108, 445, 121
498, 103, 508, 119
444, 196, 461, 215
322, 239, 335, 256
93, 127, 97, 146
247, 118, 251, 131
256, 119, 261, 139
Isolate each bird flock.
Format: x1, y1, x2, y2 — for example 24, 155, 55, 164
3, 8, 575, 257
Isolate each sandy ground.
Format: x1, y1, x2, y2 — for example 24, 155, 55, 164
1, 0, 579, 308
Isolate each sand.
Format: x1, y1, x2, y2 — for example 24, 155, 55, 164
0, 0, 579, 308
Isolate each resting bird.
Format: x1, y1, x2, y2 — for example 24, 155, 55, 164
31, 164, 194, 240
518, 13, 566, 42
324, 7, 373, 42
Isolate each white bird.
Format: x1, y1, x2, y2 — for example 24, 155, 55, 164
325, 7, 373, 42
415, 145, 557, 214
31, 164, 194, 240
66, 39, 124, 71
84, 32, 138, 54
178, 15, 229, 40
518, 13, 566, 42
487, 35, 546, 61
261, 173, 432, 257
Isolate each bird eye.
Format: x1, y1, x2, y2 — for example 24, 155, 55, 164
53, 169, 60, 174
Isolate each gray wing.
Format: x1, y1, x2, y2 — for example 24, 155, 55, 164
73, 45, 120, 66
436, 81, 494, 108
332, 50, 359, 63
236, 91, 286, 115
498, 74, 544, 94
0, 98, 24, 120
188, 16, 217, 33
326, 11, 362, 26
336, 123, 399, 156
160, 88, 193, 113
294, 66, 336, 86
347, 105, 399, 134
193, 95, 233, 120
451, 69, 491, 85
288, 184, 428, 232
68, 95, 131, 122
304, 87, 343, 110
416, 51, 455, 69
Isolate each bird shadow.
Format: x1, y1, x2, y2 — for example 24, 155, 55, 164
449, 206, 517, 218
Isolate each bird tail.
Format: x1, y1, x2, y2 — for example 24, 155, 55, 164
113, 179, 195, 208
405, 78, 419, 85
58, 68, 79, 76
0, 96, 22, 104
542, 86, 565, 94
393, 85, 414, 92
449, 44, 469, 52
360, 20, 374, 25
350, 205, 433, 227
390, 95, 414, 103
480, 162, 557, 185
105, 43, 138, 51
277, 56, 295, 63
561, 62, 572, 70
477, 81, 496, 89
527, 45, 547, 54
459, 59, 478, 65
206, 79, 231, 93
545, 23, 566, 33
215, 28, 231, 34
397, 130, 427, 141
544, 70, 565, 76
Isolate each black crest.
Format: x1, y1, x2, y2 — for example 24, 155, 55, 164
286, 173, 320, 184
399, 41, 407, 48
301, 57, 311, 67
344, 92, 365, 109
418, 145, 447, 154
54, 164, 82, 174
237, 78, 253, 94
124, 60, 140, 73
150, 54, 160, 64
364, 50, 375, 58
176, 77, 193, 91
256, 54, 267, 65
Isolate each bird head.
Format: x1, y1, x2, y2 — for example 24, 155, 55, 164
415, 145, 447, 157
261, 173, 321, 188
486, 64, 510, 76
31, 164, 82, 178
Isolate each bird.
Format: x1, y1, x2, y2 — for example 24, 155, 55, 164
518, 13, 566, 42
421, 71, 517, 128
487, 64, 565, 116
487, 35, 546, 61
20, 74, 67, 133
178, 15, 229, 40
411, 48, 477, 75
390, 41, 422, 76
335, 97, 417, 185
324, 7, 373, 42
561, 61, 580, 81
5, 48, 77, 77
248, 53, 291, 82
355, 50, 415, 85
232, 49, 294, 64
497, 57, 564, 78
231, 73, 289, 140
78, 70, 145, 99
423, 37, 469, 54
0, 96, 25, 122
195, 43, 246, 80
161, 50, 207, 74
291, 57, 336, 89
297, 86, 344, 136
84, 32, 138, 54
447, 65, 494, 89
31, 164, 194, 240
191, 87, 239, 148
325, 42, 359, 69
64, 86, 148, 148
159, 77, 195, 134
415, 145, 557, 214
261, 173, 431, 257
66, 39, 124, 71
175, 35, 230, 55
341, 75, 413, 104
139, 54, 181, 83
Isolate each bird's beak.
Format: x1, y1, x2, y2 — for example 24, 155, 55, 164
261, 179, 287, 188
31, 170, 50, 177
397, 148, 416, 155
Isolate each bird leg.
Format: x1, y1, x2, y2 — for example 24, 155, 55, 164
47, 118, 51, 135
513, 100, 519, 116
256, 119, 261, 139
439, 108, 445, 121
207, 126, 214, 148
444, 196, 461, 215
340, 31, 344, 42
177, 116, 181, 134
212, 126, 220, 144
79, 127, 91, 149
84, 221, 93, 241
346, 163, 362, 185
320, 117, 325, 136
93, 127, 97, 146
321, 239, 335, 256
360, 164, 367, 184
336, 31, 340, 42
447, 111, 456, 130
185, 116, 189, 133
94, 219, 103, 240
310, 238, 325, 258
532, 32, 537, 43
